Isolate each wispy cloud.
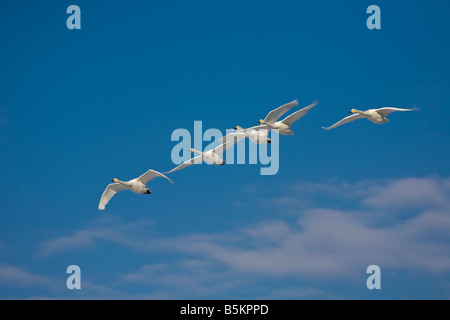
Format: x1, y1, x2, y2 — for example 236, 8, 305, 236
0, 262, 59, 289
34, 176, 450, 298
362, 177, 450, 210
118, 260, 240, 299
37, 218, 154, 258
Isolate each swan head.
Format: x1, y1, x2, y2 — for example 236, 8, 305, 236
112, 178, 117, 182
145, 188, 151, 194
350, 109, 356, 114
267, 138, 272, 143
258, 120, 263, 124
235, 126, 244, 130
189, 148, 194, 152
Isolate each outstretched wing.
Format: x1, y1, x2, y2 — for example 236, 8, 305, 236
218, 131, 247, 144
376, 107, 419, 118
98, 183, 129, 210
214, 133, 244, 156
322, 113, 365, 130
281, 101, 319, 126
137, 169, 173, 185
264, 100, 299, 123
165, 155, 203, 174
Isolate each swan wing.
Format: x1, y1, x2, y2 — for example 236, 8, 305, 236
98, 183, 129, 210
137, 169, 173, 185
322, 113, 365, 130
264, 100, 299, 123
165, 155, 203, 174
218, 132, 247, 145
376, 107, 419, 117
214, 134, 243, 156
281, 101, 319, 126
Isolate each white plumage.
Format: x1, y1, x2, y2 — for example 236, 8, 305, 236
165, 134, 243, 174
98, 169, 173, 210
259, 100, 319, 135
322, 107, 419, 130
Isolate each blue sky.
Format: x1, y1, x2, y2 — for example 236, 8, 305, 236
0, 0, 450, 299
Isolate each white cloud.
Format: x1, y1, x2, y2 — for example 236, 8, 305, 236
191, 176, 450, 277
0, 262, 58, 289
118, 260, 237, 298
362, 177, 450, 210
37, 218, 153, 258
0, 258, 141, 299
153, 207, 450, 278
33, 176, 450, 298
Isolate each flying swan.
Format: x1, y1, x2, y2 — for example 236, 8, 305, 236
322, 107, 419, 130
258, 100, 319, 135
98, 169, 173, 210
229, 125, 272, 144
165, 135, 242, 174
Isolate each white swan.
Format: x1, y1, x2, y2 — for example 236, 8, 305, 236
322, 107, 419, 130
231, 125, 271, 144
165, 135, 242, 174
98, 169, 173, 210
258, 101, 319, 135
260, 99, 300, 124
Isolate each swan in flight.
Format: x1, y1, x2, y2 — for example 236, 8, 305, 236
165, 135, 242, 174
230, 125, 271, 144
259, 99, 300, 124
322, 107, 419, 130
228, 100, 302, 140
258, 100, 319, 135
98, 169, 173, 210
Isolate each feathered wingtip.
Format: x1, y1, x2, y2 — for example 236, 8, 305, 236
321, 126, 331, 131
411, 106, 420, 111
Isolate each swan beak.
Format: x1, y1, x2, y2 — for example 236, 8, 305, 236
112, 178, 117, 182
268, 139, 272, 144
258, 120, 262, 124
146, 190, 151, 194
349, 109, 355, 113
189, 148, 194, 152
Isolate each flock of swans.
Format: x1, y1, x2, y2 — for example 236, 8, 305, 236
98, 100, 418, 210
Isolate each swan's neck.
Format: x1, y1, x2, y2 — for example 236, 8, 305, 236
191, 148, 204, 156
352, 109, 365, 115
114, 179, 130, 187
261, 120, 276, 129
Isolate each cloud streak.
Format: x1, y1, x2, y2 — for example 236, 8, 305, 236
0, 262, 58, 289
33, 176, 450, 298
37, 218, 154, 258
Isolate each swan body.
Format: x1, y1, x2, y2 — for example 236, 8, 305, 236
258, 100, 319, 135
191, 147, 225, 165
98, 169, 173, 210
322, 107, 419, 130
165, 134, 242, 174
233, 125, 271, 144
259, 120, 293, 135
